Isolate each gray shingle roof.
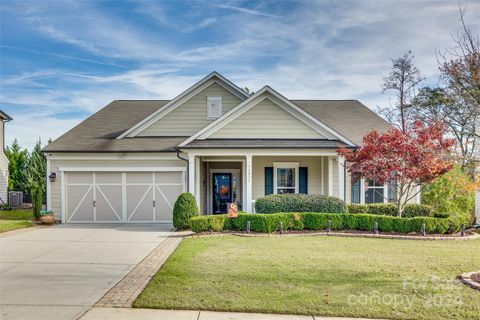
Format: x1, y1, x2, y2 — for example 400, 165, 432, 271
43, 99, 391, 152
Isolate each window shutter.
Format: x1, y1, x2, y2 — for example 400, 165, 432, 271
264, 167, 273, 195
299, 167, 308, 194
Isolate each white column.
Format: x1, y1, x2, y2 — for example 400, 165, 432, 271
60, 171, 65, 223
320, 157, 324, 195
188, 155, 195, 195
338, 156, 345, 201
195, 157, 201, 206
246, 154, 253, 212
328, 156, 333, 196
360, 178, 366, 204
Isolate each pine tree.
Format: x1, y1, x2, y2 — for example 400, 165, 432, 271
26, 140, 46, 219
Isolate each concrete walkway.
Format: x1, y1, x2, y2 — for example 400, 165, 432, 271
81, 307, 380, 320
0, 224, 172, 320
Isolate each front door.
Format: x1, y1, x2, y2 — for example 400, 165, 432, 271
212, 173, 232, 214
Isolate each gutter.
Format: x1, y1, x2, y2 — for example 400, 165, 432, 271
175, 148, 189, 192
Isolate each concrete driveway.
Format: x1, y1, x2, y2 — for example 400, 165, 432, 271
0, 224, 172, 320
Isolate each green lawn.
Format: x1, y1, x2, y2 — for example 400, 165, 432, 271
135, 235, 480, 320
0, 210, 34, 233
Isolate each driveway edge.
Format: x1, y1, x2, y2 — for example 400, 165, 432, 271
95, 231, 191, 308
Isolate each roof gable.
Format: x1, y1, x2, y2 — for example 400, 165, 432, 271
179, 86, 357, 147
209, 97, 327, 139
117, 72, 249, 139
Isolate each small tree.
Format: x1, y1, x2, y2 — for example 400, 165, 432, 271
173, 192, 199, 229
5, 139, 28, 193
338, 121, 455, 216
26, 140, 46, 219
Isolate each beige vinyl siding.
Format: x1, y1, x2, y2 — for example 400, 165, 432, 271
138, 83, 241, 136
49, 155, 185, 220
332, 158, 339, 198
0, 121, 8, 202
210, 98, 327, 139
252, 156, 324, 200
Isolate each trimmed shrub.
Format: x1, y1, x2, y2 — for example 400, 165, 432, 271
347, 203, 432, 218
402, 204, 432, 218
188, 212, 461, 234
346, 204, 370, 214
173, 192, 199, 229
255, 194, 346, 214
189, 215, 226, 232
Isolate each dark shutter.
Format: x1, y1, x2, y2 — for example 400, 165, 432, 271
265, 167, 273, 195
299, 167, 308, 194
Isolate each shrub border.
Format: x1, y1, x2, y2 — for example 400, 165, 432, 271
190, 230, 480, 241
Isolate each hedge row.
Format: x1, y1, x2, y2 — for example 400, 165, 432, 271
189, 212, 460, 234
255, 194, 346, 214
346, 203, 432, 218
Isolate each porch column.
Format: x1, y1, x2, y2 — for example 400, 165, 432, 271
195, 157, 201, 206
328, 156, 333, 196
188, 155, 195, 195
246, 154, 253, 212
338, 156, 345, 201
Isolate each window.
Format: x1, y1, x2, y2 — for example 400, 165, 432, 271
207, 96, 222, 119
365, 180, 385, 204
351, 180, 361, 204
273, 162, 299, 194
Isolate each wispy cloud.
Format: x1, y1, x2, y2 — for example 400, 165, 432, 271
211, 4, 281, 18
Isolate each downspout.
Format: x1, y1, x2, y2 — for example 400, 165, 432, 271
175, 148, 189, 192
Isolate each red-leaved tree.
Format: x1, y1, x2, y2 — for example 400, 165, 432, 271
338, 121, 455, 216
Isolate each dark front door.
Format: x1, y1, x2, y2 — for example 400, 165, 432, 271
212, 173, 232, 214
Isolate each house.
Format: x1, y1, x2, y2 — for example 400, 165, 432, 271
0, 110, 12, 204
43, 72, 401, 223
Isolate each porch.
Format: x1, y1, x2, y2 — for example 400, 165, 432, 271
185, 149, 348, 214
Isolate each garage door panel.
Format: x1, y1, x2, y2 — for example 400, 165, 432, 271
154, 172, 183, 184
96, 172, 122, 184
67, 185, 93, 222
126, 172, 151, 184
127, 185, 153, 221
65, 170, 183, 223
95, 185, 122, 221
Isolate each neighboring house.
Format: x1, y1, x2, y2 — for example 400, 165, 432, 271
43, 72, 404, 223
0, 110, 12, 204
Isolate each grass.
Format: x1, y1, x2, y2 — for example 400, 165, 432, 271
0, 210, 34, 233
135, 235, 480, 320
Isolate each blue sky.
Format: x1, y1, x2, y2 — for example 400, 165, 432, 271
1, 0, 479, 150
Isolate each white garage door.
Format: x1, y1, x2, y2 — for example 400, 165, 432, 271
65, 171, 184, 223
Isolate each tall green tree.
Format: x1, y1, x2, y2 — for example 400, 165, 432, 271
26, 140, 46, 219
5, 139, 28, 193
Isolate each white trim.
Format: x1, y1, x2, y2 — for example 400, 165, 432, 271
58, 166, 186, 172
179, 86, 356, 147
195, 157, 200, 206
47, 153, 179, 160
338, 156, 345, 201
242, 159, 247, 212
246, 155, 252, 212
188, 155, 195, 194
46, 155, 51, 210
320, 157, 324, 195
360, 178, 366, 204
61, 171, 65, 223
117, 72, 249, 139
328, 157, 333, 196
207, 96, 222, 119
273, 162, 299, 194
184, 149, 338, 157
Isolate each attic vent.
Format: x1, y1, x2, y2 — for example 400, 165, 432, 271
207, 96, 222, 119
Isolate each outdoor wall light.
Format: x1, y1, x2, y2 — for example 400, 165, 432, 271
49, 172, 56, 182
